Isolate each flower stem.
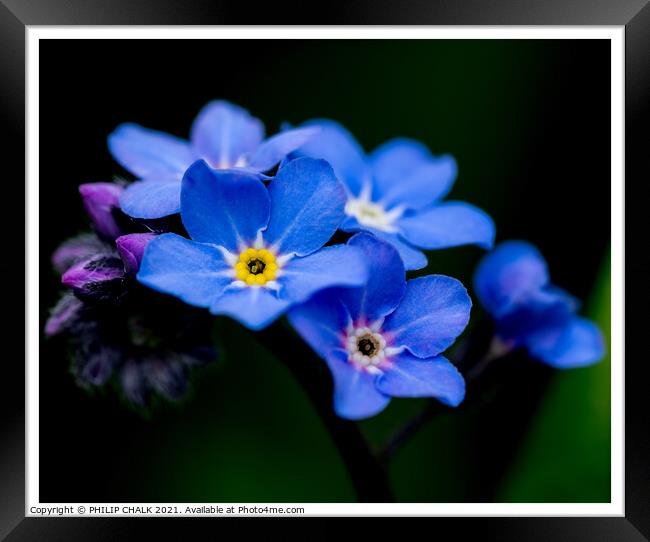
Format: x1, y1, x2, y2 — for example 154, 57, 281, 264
377, 400, 451, 466
256, 321, 394, 503
377, 335, 513, 465
465, 336, 513, 381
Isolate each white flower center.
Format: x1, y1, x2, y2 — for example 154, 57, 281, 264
345, 326, 388, 374
233, 155, 249, 168
344, 184, 404, 232
214, 154, 249, 169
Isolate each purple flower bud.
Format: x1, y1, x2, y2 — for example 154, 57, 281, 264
62, 255, 125, 302
116, 233, 156, 276
120, 360, 149, 407
178, 345, 218, 367
79, 183, 124, 240
78, 346, 120, 386
143, 358, 187, 400
44, 293, 83, 336
52, 233, 110, 274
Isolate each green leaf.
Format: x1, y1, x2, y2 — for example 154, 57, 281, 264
498, 251, 611, 502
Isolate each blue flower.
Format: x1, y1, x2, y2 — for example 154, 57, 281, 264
108, 100, 318, 219
288, 233, 469, 420
474, 240, 605, 368
289, 120, 495, 270
137, 157, 369, 330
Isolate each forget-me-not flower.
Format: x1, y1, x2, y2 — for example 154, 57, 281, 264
109, 100, 318, 219
288, 233, 469, 420
137, 157, 368, 330
474, 240, 605, 368
290, 120, 495, 270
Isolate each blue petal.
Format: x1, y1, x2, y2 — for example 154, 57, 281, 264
264, 157, 346, 256
383, 275, 471, 358
376, 353, 465, 406
380, 234, 428, 271
180, 160, 270, 251
327, 351, 390, 420
545, 285, 580, 312
338, 233, 405, 323
398, 202, 495, 251
293, 119, 370, 197
369, 138, 457, 209
119, 179, 181, 219
341, 220, 428, 271
525, 316, 605, 368
137, 233, 232, 308
247, 127, 320, 172
473, 240, 550, 318
287, 292, 349, 359
209, 286, 291, 330
108, 123, 195, 180
495, 287, 575, 343
190, 100, 264, 168
279, 244, 368, 304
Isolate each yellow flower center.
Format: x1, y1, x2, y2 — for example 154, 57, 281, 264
234, 248, 279, 286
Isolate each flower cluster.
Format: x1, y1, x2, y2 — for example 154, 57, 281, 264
46, 182, 216, 407
287, 120, 495, 270
46, 99, 605, 419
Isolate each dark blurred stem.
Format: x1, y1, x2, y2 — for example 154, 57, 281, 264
378, 336, 512, 465
256, 321, 394, 503
465, 336, 512, 381
377, 401, 450, 466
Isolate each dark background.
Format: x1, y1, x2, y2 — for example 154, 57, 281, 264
39, 39, 611, 503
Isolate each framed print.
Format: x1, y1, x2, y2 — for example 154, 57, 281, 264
2, 0, 648, 538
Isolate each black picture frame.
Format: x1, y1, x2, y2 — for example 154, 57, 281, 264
3, 0, 647, 538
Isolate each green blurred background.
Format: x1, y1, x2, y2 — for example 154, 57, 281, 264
39, 39, 611, 502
